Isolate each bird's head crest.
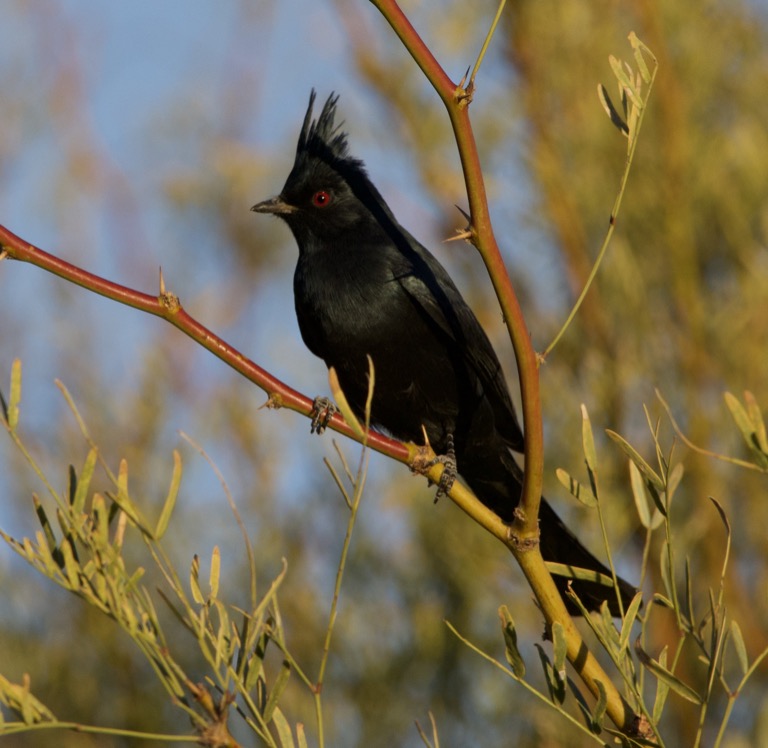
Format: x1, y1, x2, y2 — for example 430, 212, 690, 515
293, 90, 366, 180
298, 91, 346, 158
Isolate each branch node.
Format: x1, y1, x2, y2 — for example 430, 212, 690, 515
159, 291, 181, 314
506, 506, 540, 551
260, 393, 283, 410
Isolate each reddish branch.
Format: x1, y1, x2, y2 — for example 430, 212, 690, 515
370, 0, 544, 535
0, 223, 409, 463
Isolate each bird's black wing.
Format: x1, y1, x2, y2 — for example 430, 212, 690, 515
391, 227, 525, 453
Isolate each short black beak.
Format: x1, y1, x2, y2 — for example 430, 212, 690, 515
250, 196, 296, 215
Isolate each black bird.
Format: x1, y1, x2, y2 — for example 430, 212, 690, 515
252, 91, 635, 615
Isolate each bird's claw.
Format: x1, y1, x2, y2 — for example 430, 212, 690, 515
412, 432, 457, 504
310, 397, 337, 434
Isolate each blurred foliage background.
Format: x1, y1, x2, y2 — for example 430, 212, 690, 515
1, 1, 767, 746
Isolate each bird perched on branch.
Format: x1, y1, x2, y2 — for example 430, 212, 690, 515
252, 90, 635, 615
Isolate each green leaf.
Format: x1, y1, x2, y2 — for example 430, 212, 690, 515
7, 358, 22, 431
297, 723, 309, 748
659, 541, 674, 605
730, 620, 748, 676
546, 562, 615, 589
609, 55, 643, 109
629, 460, 653, 526
591, 679, 608, 732
263, 660, 291, 722
555, 468, 597, 507
609, 55, 632, 93
534, 644, 564, 704
619, 592, 644, 651
666, 462, 685, 507
725, 391, 768, 467
636, 639, 703, 704
597, 83, 629, 135
329, 366, 365, 440
61, 540, 80, 592
107, 460, 143, 529
652, 593, 674, 609
271, 706, 296, 748
581, 404, 598, 475
91, 493, 109, 549
651, 646, 671, 723
209, 546, 220, 601
33, 495, 57, 554
725, 391, 754, 440
606, 430, 664, 490
629, 31, 653, 84
499, 605, 525, 678
155, 449, 182, 539
647, 481, 668, 520
190, 554, 204, 605
72, 449, 97, 516
709, 496, 731, 535
745, 390, 768, 453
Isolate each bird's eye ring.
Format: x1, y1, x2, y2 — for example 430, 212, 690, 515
311, 190, 332, 208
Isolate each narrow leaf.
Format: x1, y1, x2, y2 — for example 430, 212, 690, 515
73, 449, 97, 516
666, 462, 685, 506
652, 646, 671, 723
591, 679, 608, 732
581, 404, 598, 475
709, 496, 731, 535
209, 546, 220, 601
609, 55, 643, 108
155, 449, 182, 539
745, 390, 768, 453
724, 392, 767, 465
297, 723, 308, 748
190, 555, 204, 605
534, 644, 564, 704
629, 31, 652, 83
659, 542, 673, 604
606, 430, 664, 490
499, 605, 525, 677
597, 83, 629, 135
636, 639, 703, 704
609, 55, 633, 91
629, 460, 653, 526
263, 660, 291, 722
33, 495, 57, 553
271, 706, 296, 748
61, 540, 80, 591
555, 468, 597, 507
730, 620, 748, 676
619, 592, 644, 651
91, 493, 109, 549
8, 358, 22, 430
329, 367, 365, 440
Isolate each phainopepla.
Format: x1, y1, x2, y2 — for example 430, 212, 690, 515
252, 91, 636, 614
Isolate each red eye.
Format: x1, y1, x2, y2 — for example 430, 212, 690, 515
311, 190, 332, 208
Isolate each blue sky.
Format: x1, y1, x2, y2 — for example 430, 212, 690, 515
0, 1, 534, 570
0, 0, 566, 608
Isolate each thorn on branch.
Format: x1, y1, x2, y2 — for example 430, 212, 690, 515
444, 205, 475, 244
260, 393, 283, 410
455, 67, 474, 107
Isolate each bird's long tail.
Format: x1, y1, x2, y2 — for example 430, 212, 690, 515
459, 444, 636, 616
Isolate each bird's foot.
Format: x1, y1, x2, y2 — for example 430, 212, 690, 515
413, 431, 457, 504
310, 397, 337, 434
